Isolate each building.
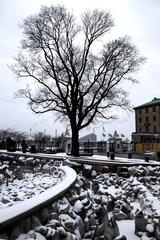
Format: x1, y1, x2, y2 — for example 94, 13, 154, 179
108, 130, 131, 152
79, 133, 97, 143
79, 131, 130, 153
79, 133, 97, 153
132, 97, 160, 154
62, 127, 72, 153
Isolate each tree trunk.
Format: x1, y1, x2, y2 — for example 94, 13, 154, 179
71, 127, 80, 157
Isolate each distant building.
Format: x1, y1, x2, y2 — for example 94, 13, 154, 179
79, 133, 97, 143
63, 127, 71, 153
79, 131, 130, 153
108, 131, 122, 152
132, 98, 160, 154
79, 133, 97, 153
108, 130, 131, 152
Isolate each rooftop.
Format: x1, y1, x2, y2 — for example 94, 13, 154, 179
134, 97, 160, 109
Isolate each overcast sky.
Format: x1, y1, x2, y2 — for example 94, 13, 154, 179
0, 0, 160, 140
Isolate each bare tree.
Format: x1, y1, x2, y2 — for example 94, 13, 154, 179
11, 5, 145, 156
0, 128, 26, 141
32, 131, 51, 151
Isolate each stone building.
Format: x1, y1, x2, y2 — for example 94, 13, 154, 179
132, 98, 160, 154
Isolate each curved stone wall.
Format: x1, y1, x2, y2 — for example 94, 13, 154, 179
0, 166, 77, 231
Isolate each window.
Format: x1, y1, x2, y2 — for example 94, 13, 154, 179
145, 108, 148, 113
146, 116, 149, 122
153, 115, 156, 121
153, 106, 156, 112
139, 117, 142, 123
139, 109, 142, 114
145, 126, 149, 132
153, 126, 157, 133
139, 127, 142, 132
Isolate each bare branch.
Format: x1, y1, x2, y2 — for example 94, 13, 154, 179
10, 5, 145, 155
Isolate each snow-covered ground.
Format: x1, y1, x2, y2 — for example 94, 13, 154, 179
87, 154, 160, 165
1, 153, 160, 239
14, 167, 160, 240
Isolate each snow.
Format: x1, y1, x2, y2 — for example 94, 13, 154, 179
73, 200, 84, 213
83, 164, 92, 170
0, 166, 77, 224
117, 222, 152, 240
1, 152, 160, 239
117, 220, 154, 240
146, 223, 154, 232
0, 172, 64, 209
117, 220, 139, 240
89, 154, 160, 165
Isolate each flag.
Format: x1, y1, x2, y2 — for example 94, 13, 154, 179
102, 127, 106, 137
121, 134, 125, 138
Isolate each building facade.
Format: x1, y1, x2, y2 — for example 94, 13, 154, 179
132, 98, 160, 154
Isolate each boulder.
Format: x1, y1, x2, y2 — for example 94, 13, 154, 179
84, 217, 90, 232
113, 210, 128, 221
39, 208, 50, 225
14, 166, 23, 180
59, 214, 77, 232
9, 225, 21, 240
51, 202, 58, 212
25, 231, 46, 240
95, 223, 104, 237
50, 212, 58, 220
135, 211, 146, 234
31, 216, 41, 229
58, 203, 70, 214
68, 211, 77, 219
35, 226, 58, 239
75, 216, 84, 237
89, 214, 97, 227
57, 226, 67, 237
92, 181, 99, 193
82, 164, 93, 178
104, 217, 120, 240
146, 223, 154, 237
155, 222, 160, 240
73, 200, 86, 220
22, 218, 32, 233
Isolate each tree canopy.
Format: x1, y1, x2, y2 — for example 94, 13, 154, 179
11, 5, 145, 156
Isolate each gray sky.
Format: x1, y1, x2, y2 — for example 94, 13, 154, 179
0, 0, 160, 140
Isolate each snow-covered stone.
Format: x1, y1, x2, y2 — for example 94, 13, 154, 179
73, 200, 86, 219
59, 214, 77, 232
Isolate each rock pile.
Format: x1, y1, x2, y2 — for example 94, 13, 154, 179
1, 159, 160, 240
14, 174, 123, 240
